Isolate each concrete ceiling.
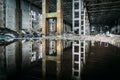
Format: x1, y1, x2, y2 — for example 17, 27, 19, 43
25, 0, 120, 26
86, 0, 120, 26
26, 0, 72, 26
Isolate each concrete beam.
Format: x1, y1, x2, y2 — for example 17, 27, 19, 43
46, 12, 57, 18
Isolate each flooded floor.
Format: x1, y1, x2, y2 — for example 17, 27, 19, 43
82, 42, 120, 80
0, 40, 120, 80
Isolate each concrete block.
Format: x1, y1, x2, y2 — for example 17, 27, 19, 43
22, 41, 32, 68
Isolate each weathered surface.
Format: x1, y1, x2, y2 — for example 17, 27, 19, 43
6, 0, 16, 30
0, 0, 5, 28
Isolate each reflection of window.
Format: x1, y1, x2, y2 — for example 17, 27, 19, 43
104, 43, 109, 47
38, 43, 42, 59
49, 41, 56, 54
74, 29, 79, 34
74, 46, 79, 52
31, 52, 36, 62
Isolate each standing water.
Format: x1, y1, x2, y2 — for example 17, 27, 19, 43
0, 39, 120, 80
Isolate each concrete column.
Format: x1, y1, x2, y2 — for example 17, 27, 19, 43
21, 0, 31, 30
6, 0, 16, 30
22, 41, 32, 69
42, 0, 47, 77
16, 0, 22, 35
5, 43, 17, 73
56, 0, 63, 78
56, 40, 63, 78
57, 0, 63, 35
0, 46, 6, 79
42, 0, 47, 36
42, 0, 63, 79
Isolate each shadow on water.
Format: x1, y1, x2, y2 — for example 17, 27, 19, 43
0, 38, 120, 80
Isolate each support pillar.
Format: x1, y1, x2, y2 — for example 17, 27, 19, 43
42, 0, 63, 79
15, 0, 22, 74
16, 0, 22, 36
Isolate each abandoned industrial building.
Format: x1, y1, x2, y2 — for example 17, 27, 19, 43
0, 0, 120, 80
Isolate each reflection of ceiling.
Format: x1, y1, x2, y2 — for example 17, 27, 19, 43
25, 0, 120, 26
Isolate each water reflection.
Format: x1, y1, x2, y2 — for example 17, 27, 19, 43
82, 41, 120, 80
0, 39, 120, 80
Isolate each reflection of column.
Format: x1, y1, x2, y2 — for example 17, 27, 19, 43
15, 41, 22, 74
5, 41, 22, 77
91, 41, 95, 46
0, 46, 6, 79
38, 41, 42, 59
6, 43, 17, 73
104, 43, 109, 47
22, 41, 32, 69
31, 40, 42, 61
56, 40, 63, 78
49, 40, 56, 55
32, 41, 38, 62
42, 40, 63, 80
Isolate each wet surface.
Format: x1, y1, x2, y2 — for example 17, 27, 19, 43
82, 42, 120, 80
0, 40, 120, 80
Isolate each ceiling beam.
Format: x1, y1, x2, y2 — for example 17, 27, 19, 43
87, 1, 120, 6
90, 14, 120, 17
88, 9, 120, 13
90, 12, 120, 14
88, 5, 120, 10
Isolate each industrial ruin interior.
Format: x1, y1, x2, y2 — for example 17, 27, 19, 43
0, 0, 120, 80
